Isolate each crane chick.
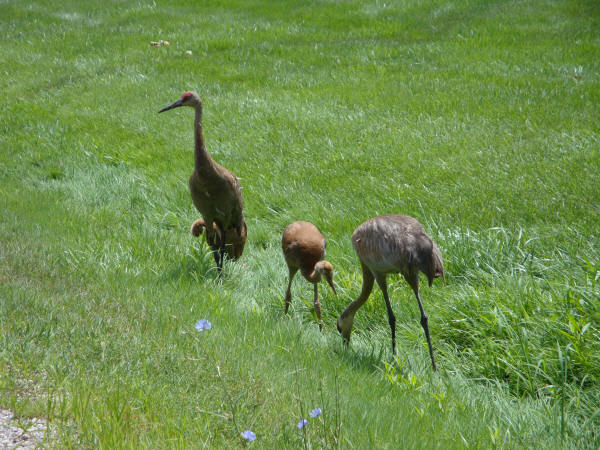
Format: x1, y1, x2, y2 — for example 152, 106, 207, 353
282, 221, 337, 330
159, 92, 246, 272
337, 215, 444, 370
191, 218, 247, 261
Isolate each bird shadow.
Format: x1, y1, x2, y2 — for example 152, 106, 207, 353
332, 340, 390, 374
333, 340, 436, 381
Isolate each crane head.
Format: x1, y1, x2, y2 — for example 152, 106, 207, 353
159, 91, 201, 113
315, 261, 337, 295
336, 313, 353, 345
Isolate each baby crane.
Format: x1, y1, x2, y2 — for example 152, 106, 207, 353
191, 218, 247, 261
282, 221, 337, 330
159, 92, 246, 272
337, 215, 444, 370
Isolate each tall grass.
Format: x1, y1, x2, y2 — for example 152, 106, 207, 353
1, 0, 599, 447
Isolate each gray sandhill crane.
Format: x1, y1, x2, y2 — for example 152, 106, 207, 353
336, 214, 444, 370
159, 92, 246, 272
282, 221, 337, 330
191, 218, 247, 261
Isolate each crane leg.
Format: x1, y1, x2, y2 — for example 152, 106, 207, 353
218, 234, 226, 273
202, 221, 221, 271
211, 246, 221, 269
375, 274, 396, 355
213, 222, 225, 274
408, 277, 437, 371
284, 268, 297, 315
313, 283, 322, 331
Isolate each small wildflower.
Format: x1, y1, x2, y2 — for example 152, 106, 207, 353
241, 430, 256, 441
297, 418, 309, 429
195, 319, 212, 332
310, 408, 322, 418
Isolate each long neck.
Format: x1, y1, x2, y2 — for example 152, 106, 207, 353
339, 269, 374, 319
303, 267, 321, 283
193, 104, 213, 171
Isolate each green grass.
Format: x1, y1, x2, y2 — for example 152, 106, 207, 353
1, 0, 599, 447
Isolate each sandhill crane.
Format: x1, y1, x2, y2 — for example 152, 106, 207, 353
191, 218, 247, 261
159, 92, 246, 272
336, 215, 444, 370
282, 221, 337, 330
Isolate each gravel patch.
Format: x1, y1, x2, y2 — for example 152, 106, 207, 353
0, 409, 49, 449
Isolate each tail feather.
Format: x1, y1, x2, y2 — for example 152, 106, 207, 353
427, 242, 445, 287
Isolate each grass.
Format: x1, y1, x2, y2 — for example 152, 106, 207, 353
1, 0, 599, 447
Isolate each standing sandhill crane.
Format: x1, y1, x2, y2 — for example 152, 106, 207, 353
159, 92, 246, 272
336, 215, 444, 370
191, 218, 247, 261
282, 221, 337, 330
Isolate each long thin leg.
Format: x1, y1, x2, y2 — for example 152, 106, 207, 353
284, 268, 297, 315
375, 274, 396, 355
211, 244, 221, 269
203, 221, 221, 270
406, 275, 437, 371
213, 222, 225, 274
313, 283, 322, 331
218, 234, 226, 272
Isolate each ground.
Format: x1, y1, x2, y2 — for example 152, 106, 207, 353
0, 409, 50, 449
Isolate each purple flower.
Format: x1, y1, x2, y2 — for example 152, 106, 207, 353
297, 418, 309, 429
195, 319, 212, 332
241, 430, 256, 441
310, 408, 322, 418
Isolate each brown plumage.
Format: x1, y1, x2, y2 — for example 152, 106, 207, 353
191, 218, 247, 261
159, 92, 246, 272
282, 221, 337, 330
337, 215, 444, 370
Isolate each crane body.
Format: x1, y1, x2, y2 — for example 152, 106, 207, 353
337, 214, 444, 370
282, 221, 336, 329
159, 92, 246, 271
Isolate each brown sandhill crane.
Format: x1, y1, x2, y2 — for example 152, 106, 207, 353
159, 92, 246, 272
282, 221, 337, 330
336, 215, 444, 370
191, 218, 247, 261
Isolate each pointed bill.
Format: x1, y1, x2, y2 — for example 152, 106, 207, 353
326, 277, 337, 296
159, 98, 184, 113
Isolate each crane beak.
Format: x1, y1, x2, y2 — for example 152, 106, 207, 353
158, 99, 184, 113
327, 278, 337, 296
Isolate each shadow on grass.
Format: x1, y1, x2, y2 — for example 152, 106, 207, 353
333, 341, 389, 374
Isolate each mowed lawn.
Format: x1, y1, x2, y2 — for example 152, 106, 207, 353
1, 0, 599, 447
